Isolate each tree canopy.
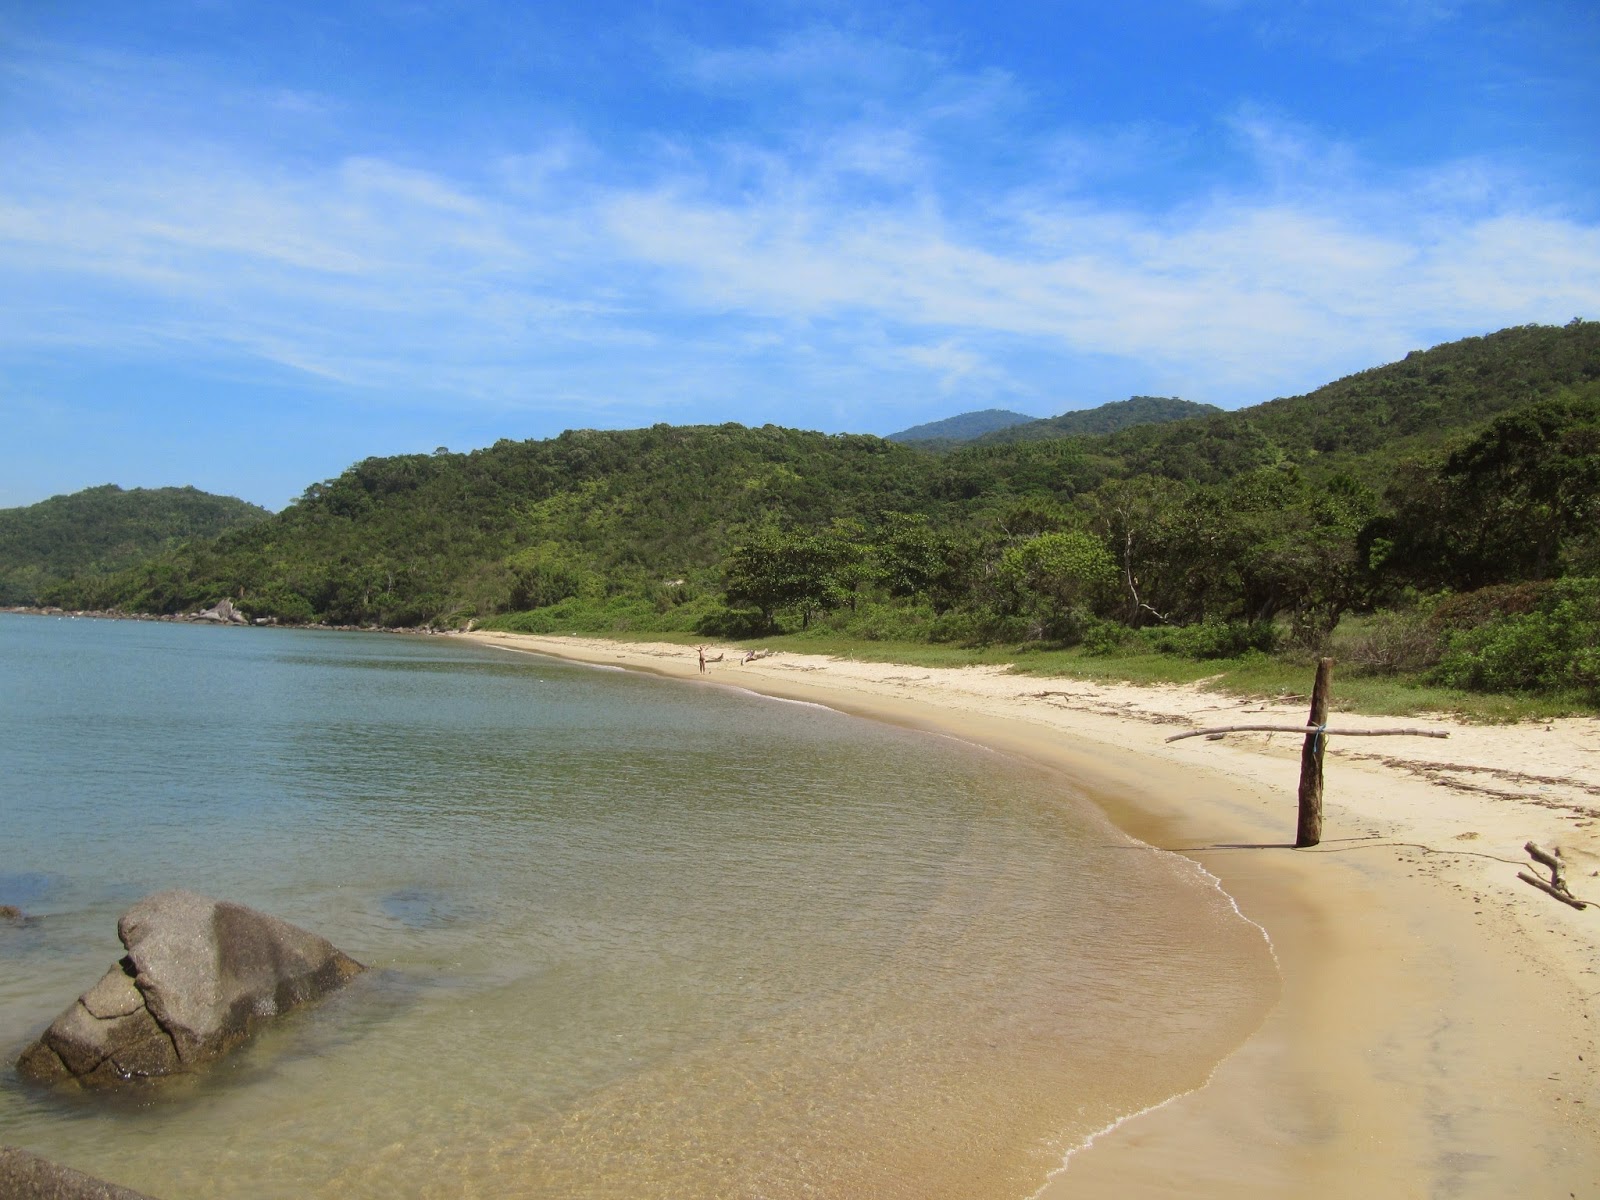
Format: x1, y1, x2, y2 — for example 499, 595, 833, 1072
18, 321, 1600, 702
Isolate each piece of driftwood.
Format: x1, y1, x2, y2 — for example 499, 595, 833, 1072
1517, 841, 1588, 910
1166, 725, 1451, 743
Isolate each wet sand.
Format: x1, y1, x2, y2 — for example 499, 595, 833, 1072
458, 631, 1600, 1198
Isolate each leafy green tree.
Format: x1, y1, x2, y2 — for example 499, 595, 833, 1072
995, 530, 1119, 641
724, 526, 852, 631
1378, 391, 1600, 589
1087, 477, 1206, 626
506, 542, 590, 610
875, 513, 968, 614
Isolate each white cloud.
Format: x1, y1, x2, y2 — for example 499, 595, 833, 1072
2, 29, 1597, 427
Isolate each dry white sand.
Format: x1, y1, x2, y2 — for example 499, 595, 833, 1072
459, 631, 1600, 1197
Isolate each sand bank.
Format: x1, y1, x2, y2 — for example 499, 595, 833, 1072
458, 631, 1600, 1198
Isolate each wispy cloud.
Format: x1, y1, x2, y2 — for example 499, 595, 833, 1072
2, 21, 1597, 439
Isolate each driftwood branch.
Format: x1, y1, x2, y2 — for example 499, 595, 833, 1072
1518, 841, 1588, 910
1166, 724, 1451, 743
1517, 873, 1588, 910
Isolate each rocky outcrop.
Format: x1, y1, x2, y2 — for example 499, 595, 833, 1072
191, 599, 247, 625
0, 1146, 160, 1199
16, 891, 364, 1089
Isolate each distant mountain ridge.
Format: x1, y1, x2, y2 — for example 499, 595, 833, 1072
886, 409, 1038, 443
0, 484, 270, 606
970, 396, 1222, 446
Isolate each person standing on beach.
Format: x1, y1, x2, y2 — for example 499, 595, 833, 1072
697, 645, 707, 674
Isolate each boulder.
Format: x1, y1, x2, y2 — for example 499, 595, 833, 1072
192, 600, 247, 625
16, 891, 364, 1088
0, 1146, 160, 1199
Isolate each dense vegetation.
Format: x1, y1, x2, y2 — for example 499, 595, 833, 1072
0, 485, 269, 605
886, 408, 1038, 443
29, 321, 1600, 707
966, 396, 1222, 445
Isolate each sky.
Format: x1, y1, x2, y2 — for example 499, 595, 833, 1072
3, 1, 1597, 510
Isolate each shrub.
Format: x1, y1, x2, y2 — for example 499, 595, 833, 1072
1341, 610, 1442, 675
925, 610, 983, 645
241, 584, 316, 625
1426, 582, 1553, 633
1142, 620, 1279, 659
832, 601, 932, 643
694, 605, 773, 638
1430, 577, 1600, 697
1079, 617, 1138, 656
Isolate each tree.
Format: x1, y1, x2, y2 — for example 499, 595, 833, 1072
875, 513, 968, 614
506, 542, 589, 610
994, 530, 1118, 641
1378, 391, 1600, 590
724, 526, 851, 631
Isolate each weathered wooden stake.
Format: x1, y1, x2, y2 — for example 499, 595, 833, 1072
1296, 657, 1334, 848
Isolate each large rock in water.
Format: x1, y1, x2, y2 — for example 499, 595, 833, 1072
16, 891, 364, 1088
0, 1146, 160, 1199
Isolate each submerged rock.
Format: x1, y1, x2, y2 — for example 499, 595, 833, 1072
0, 1146, 160, 1199
16, 890, 364, 1089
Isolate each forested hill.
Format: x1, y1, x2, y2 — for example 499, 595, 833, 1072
886, 409, 1037, 443
1088, 321, 1600, 485
40, 322, 1600, 708
53, 427, 945, 625
0, 485, 270, 605
969, 396, 1221, 445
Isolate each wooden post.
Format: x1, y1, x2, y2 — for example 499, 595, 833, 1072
1296, 658, 1333, 848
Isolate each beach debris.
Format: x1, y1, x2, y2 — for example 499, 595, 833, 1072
1517, 842, 1590, 911
0, 1145, 161, 1200
1, 904, 25, 923
1166, 724, 1451, 743
16, 890, 365, 1089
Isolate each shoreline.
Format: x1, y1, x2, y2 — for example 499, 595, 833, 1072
459, 630, 1600, 1197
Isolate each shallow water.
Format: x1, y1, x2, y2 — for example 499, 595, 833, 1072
0, 614, 1276, 1198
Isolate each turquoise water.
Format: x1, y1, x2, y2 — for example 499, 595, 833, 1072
0, 614, 1275, 1199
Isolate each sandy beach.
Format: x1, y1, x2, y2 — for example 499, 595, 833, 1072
459, 630, 1600, 1198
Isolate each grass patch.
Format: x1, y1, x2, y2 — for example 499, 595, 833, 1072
477, 609, 1598, 723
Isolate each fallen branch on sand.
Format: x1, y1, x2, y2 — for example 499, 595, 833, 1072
1517, 841, 1589, 910
1166, 724, 1450, 743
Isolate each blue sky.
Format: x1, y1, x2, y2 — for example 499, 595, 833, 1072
3, 0, 1597, 510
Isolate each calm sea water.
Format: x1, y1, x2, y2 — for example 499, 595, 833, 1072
0, 614, 1276, 1199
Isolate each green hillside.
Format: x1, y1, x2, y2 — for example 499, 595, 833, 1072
969, 396, 1221, 445
54, 428, 943, 626
1094, 321, 1600, 486
44, 322, 1600, 705
0, 485, 270, 605
886, 409, 1038, 443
